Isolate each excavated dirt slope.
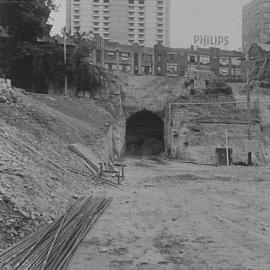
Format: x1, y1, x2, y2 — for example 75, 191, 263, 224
0, 86, 124, 250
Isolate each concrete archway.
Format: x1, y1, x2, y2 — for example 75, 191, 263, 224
126, 110, 164, 156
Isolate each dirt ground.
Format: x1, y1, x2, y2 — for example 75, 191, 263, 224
2, 84, 270, 269
67, 157, 270, 270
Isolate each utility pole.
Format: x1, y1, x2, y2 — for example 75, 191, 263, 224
246, 55, 252, 165
225, 129, 229, 166
63, 28, 68, 96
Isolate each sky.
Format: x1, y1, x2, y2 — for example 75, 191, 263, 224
50, 0, 251, 51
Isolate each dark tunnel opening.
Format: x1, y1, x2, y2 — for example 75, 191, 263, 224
126, 110, 165, 156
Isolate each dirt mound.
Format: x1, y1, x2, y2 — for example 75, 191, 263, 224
0, 86, 124, 250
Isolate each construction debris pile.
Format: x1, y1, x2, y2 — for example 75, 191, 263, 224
0, 196, 112, 270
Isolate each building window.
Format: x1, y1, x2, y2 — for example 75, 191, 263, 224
265, 22, 270, 29
188, 54, 197, 63
120, 52, 130, 59
220, 57, 229, 66
265, 12, 270, 18
167, 53, 177, 63
220, 67, 229, 76
232, 68, 241, 76
105, 63, 116, 71
200, 55, 210, 65
157, 55, 162, 63
255, 23, 260, 30
167, 63, 177, 73
106, 51, 115, 57
119, 64, 131, 72
263, 1, 270, 7
188, 65, 197, 72
231, 58, 241, 66
104, 0, 109, 2
142, 66, 152, 75
143, 54, 152, 62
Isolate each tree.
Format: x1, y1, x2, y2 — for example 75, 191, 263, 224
69, 44, 106, 97
0, 0, 55, 42
0, 0, 58, 92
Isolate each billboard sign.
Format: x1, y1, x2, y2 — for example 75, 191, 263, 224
194, 35, 229, 48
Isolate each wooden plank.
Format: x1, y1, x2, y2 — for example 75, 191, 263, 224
69, 143, 101, 175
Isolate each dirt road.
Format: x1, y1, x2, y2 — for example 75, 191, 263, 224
67, 158, 270, 270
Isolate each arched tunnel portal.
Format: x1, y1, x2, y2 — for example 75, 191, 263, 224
125, 110, 165, 156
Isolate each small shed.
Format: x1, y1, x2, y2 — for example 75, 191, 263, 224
216, 148, 232, 165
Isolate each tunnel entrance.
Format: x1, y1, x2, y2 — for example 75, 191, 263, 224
126, 110, 165, 156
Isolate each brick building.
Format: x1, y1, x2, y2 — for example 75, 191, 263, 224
39, 34, 243, 81
242, 0, 270, 53
87, 39, 155, 75
154, 44, 243, 81
248, 42, 270, 80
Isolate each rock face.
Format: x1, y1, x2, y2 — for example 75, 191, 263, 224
166, 94, 261, 164
121, 75, 188, 118
0, 78, 17, 103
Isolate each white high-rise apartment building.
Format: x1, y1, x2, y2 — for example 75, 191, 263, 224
66, 0, 171, 47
